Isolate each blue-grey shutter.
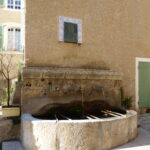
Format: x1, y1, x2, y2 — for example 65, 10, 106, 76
0, 25, 3, 50
0, 0, 4, 7
64, 22, 78, 43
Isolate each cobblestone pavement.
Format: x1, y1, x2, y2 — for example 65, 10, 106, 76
139, 113, 150, 132
114, 113, 150, 150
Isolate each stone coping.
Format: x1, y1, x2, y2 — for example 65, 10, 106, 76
21, 110, 137, 150
23, 67, 123, 80
22, 110, 136, 123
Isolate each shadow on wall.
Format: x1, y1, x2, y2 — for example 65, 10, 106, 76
80, 61, 110, 70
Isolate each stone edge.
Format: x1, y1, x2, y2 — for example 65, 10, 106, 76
23, 67, 123, 80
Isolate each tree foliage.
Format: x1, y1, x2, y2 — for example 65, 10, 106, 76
0, 53, 15, 106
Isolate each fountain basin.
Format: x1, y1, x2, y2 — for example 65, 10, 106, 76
21, 110, 137, 150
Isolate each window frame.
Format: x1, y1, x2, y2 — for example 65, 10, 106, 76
3, 23, 22, 52
7, 27, 21, 51
59, 16, 82, 44
4, 0, 22, 11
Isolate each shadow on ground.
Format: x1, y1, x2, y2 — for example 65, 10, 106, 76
114, 127, 150, 150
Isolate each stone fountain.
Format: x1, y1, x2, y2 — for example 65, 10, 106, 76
20, 67, 137, 150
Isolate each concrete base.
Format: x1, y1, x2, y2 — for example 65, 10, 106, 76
21, 110, 137, 150
2, 107, 20, 118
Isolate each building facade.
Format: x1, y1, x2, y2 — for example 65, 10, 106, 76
0, 0, 24, 52
0, 0, 24, 104
23, 0, 150, 112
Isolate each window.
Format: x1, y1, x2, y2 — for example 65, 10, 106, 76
64, 22, 78, 43
59, 16, 82, 43
7, 0, 21, 10
7, 27, 21, 51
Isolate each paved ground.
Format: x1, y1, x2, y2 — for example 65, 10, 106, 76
2, 141, 24, 150
139, 113, 150, 132
114, 113, 150, 150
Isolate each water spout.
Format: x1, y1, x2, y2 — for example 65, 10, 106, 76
81, 87, 85, 117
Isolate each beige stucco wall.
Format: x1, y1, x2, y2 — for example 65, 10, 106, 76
25, 0, 150, 108
0, 9, 21, 24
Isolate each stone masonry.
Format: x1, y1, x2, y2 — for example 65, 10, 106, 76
21, 67, 123, 115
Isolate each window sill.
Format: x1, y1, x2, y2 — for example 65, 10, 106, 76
0, 51, 23, 55
59, 41, 82, 45
3, 8, 21, 12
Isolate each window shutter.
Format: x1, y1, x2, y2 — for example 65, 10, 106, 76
0, 0, 4, 7
0, 25, 3, 50
64, 22, 78, 43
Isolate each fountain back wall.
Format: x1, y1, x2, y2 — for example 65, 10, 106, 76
21, 67, 123, 115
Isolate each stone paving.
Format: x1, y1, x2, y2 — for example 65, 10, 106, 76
139, 113, 150, 132
114, 113, 150, 150
2, 141, 24, 150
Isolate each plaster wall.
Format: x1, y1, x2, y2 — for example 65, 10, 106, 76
0, 9, 21, 23
25, 0, 150, 108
